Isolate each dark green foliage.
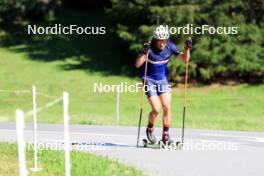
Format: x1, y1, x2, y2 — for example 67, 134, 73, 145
0, 0, 61, 22
107, 0, 264, 83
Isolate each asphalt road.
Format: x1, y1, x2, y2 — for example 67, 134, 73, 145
0, 122, 264, 176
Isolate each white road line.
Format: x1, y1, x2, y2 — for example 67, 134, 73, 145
245, 137, 264, 143
200, 139, 239, 144
201, 133, 259, 139
201, 133, 264, 143
0, 129, 138, 138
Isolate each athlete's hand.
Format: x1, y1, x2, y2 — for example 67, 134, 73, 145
143, 42, 150, 54
184, 37, 192, 50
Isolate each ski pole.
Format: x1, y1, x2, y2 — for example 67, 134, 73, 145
136, 51, 149, 148
181, 59, 189, 145
182, 38, 191, 145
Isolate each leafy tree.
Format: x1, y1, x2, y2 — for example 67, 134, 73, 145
108, 0, 264, 83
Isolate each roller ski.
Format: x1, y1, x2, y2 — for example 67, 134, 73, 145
142, 129, 182, 149
161, 132, 183, 150
142, 127, 160, 148
142, 138, 182, 150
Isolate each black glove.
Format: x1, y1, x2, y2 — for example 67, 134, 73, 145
184, 37, 192, 49
143, 42, 150, 54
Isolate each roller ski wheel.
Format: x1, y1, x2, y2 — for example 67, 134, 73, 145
143, 139, 148, 147
142, 138, 161, 148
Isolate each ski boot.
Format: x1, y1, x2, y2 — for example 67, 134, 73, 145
146, 127, 157, 144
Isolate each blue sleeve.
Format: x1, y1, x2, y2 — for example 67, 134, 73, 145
168, 40, 180, 56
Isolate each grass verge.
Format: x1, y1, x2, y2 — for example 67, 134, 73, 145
0, 142, 144, 176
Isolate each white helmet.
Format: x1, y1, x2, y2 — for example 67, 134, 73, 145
153, 25, 169, 40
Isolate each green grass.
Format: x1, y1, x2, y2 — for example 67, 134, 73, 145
0, 142, 144, 176
0, 9, 263, 131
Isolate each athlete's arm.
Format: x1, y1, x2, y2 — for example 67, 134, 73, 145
135, 53, 147, 68
177, 38, 192, 62
135, 43, 150, 68
177, 49, 190, 62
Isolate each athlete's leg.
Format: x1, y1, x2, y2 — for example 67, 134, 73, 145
159, 93, 171, 128
145, 95, 160, 143
144, 77, 160, 143
148, 95, 161, 125
159, 92, 173, 143
144, 78, 160, 127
